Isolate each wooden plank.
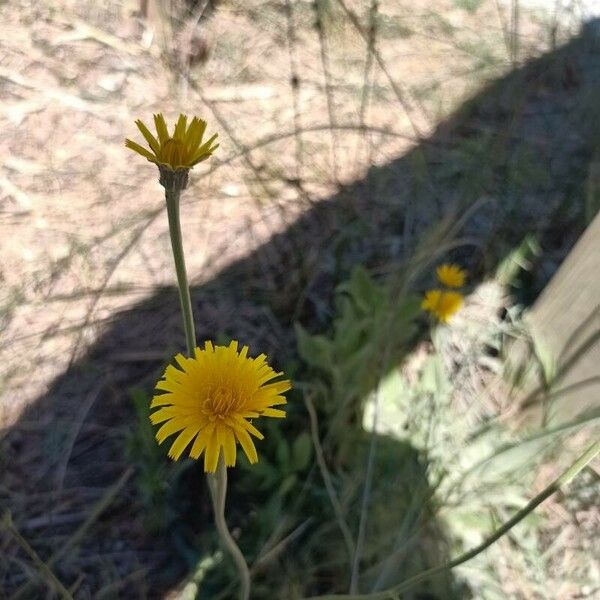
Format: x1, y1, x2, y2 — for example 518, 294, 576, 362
521, 211, 600, 423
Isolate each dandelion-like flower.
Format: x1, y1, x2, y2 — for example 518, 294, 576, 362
436, 263, 467, 288
421, 289, 464, 323
125, 113, 218, 171
150, 341, 290, 473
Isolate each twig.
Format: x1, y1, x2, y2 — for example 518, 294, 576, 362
0, 176, 33, 212
51, 18, 142, 55
177, 0, 211, 104
54, 382, 104, 493
313, 0, 339, 183
67, 218, 161, 369
0, 67, 104, 116
198, 93, 300, 260
10, 468, 133, 600
1, 513, 72, 599
94, 567, 150, 600
251, 518, 314, 574
284, 0, 304, 184
354, 0, 378, 171
333, 0, 424, 141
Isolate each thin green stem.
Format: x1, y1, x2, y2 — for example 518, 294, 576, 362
165, 189, 196, 356
305, 394, 356, 566
303, 440, 600, 600
208, 456, 251, 600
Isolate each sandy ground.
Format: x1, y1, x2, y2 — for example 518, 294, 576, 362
0, 0, 557, 426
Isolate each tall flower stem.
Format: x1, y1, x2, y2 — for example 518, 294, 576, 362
163, 179, 251, 600
165, 188, 196, 356
208, 456, 252, 600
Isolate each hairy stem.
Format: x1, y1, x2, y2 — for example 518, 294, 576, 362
165, 188, 196, 356
208, 456, 252, 600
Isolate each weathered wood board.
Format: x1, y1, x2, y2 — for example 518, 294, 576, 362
523, 211, 600, 423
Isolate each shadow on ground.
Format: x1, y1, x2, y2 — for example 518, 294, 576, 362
1, 20, 599, 599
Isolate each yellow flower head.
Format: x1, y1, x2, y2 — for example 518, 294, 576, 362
150, 341, 290, 473
125, 113, 219, 171
421, 289, 464, 323
436, 263, 467, 288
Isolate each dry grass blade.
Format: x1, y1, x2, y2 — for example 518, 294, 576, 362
1, 512, 72, 599
9, 468, 133, 600
305, 393, 356, 567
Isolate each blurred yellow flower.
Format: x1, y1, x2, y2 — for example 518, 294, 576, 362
125, 113, 218, 171
150, 341, 290, 472
436, 263, 467, 288
421, 289, 464, 323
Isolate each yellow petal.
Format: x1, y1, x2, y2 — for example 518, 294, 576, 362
153, 113, 169, 145
259, 380, 292, 395
190, 135, 218, 164
257, 370, 281, 385
260, 408, 286, 418
204, 427, 220, 473
190, 147, 218, 166
154, 380, 182, 394
173, 114, 188, 141
125, 139, 157, 162
421, 289, 442, 312
235, 428, 258, 464
436, 264, 467, 288
135, 120, 160, 155
190, 427, 211, 459
232, 415, 264, 440
184, 117, 204, 155
155, 418, 186, 444
168, 426, 200, 460
217, 424, 237, 467
150, 393, 174, 408
174, 353, 193, 370
149, 406, 180, 424
153, 381, 196, 403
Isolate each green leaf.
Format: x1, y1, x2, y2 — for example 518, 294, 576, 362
295, 323, 333, 372
419, 355, 450, 395
279, 474, 298, 497
339, 266, 382, 314
395, 296, 423, 323
276, 436, 290, 468
292, 432, 313, 471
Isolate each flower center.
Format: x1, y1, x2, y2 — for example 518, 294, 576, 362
202, 388, 241, 421
161, 138, 187, 166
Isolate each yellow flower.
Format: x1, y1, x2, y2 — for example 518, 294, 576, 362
421, 289, 464, 323
150, 341, 290, 472
125, 113, 218, 171
436, 263, 467, 288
